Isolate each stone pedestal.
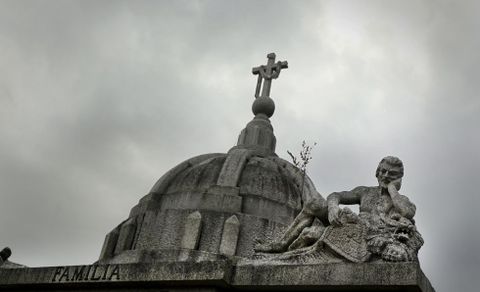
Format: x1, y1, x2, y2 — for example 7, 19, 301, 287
0, 259, 435, 291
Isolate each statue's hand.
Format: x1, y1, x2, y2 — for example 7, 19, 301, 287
328, 206, 342, 226
387, 178, 402, 197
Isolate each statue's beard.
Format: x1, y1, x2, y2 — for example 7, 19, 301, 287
378, 176, 402, 190
377, 177, 390, 188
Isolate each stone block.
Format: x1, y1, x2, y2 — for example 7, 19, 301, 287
219, 215, 240, 256
216, 148, 251, 187
114, 218, 136, 255
160, 191, 242, 213
181, 211, 202, 250
233, 261, 435, 291
240, 194, 298, 224
99, 228, 119, 260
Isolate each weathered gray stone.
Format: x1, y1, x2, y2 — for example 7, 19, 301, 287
149, 153, 224, 195
181, 211, 202, 250
234, 116, 277, 154
219, 215, 240, 256
234, 261, 435, 291
0, 260, 435, 291
103, 249, 228, 265
255, 156, 424, 264
160, 191, 242, 213
251, 52, 288, 118
114, 218, 136, 255
99, 229, 119, 260
216, 149, 252, 187
252, 53, 288, 98
132, 210, 157, 250
100, 152, 309, 263
101, 208, 287, 263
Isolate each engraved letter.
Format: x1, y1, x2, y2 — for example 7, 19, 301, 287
108, 265, 121, 280
71, 266, 86, 281
102, 264, 110, 280
90, 265, 102, 281
59, 267, 70, 282
51, 267, 64, 282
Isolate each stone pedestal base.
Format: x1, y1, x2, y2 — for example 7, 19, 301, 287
0, 260, 435, 291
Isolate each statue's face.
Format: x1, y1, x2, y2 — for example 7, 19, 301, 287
377, 162, 403, 188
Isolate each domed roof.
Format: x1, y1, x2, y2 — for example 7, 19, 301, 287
140, 151, 316, 224
97, 53, 324, 264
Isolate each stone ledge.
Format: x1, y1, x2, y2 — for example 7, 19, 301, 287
0, 260, 435, 291
0, 261, 232, 289
234, 261, 435, 291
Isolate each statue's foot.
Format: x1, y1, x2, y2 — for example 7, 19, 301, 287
254, 241, 288, 253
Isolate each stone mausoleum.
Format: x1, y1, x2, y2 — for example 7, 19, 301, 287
0, 53, 435, 291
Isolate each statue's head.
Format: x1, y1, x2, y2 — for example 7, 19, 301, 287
375, 156, 404, 189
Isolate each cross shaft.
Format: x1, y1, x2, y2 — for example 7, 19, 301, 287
252, 53, 288, 98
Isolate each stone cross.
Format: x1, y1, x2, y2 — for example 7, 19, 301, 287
252, 53, 288, 98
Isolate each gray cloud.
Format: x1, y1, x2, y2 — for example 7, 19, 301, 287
1, 1, 479, 290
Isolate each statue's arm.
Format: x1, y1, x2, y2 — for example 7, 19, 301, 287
388, 182, 416, 219
328, 188, 363, 204
326, 187, 363, 225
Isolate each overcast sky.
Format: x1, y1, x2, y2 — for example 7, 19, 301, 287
0, 1, 479, 291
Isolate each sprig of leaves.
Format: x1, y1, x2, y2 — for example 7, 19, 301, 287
287, 140, 317, 198
287, 140, 317, 173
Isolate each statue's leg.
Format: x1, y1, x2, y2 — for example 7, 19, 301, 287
255, 211, 314, 253
255, 196, 327, 253
288, 224, 325, 250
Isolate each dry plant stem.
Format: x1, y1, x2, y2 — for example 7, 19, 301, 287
287, 141, 317, 199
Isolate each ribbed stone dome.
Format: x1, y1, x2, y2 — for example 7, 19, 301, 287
98, 147, 321, 264
152, 154, 306, 222
97, 114, 323, 265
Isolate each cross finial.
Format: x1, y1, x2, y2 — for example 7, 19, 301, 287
232, 53, 287, 154
252, 53, 288, 98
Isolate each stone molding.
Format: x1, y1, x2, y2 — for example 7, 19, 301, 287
0, 260, 435, 291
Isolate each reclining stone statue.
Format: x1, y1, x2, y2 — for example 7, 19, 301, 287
255, 156, 423, 263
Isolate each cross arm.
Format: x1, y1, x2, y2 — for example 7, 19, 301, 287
252, 66, 262, 75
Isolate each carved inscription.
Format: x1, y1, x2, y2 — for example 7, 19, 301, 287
51, 264, 120, 282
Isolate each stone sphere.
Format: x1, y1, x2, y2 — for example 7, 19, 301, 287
252, 96, 275, 117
